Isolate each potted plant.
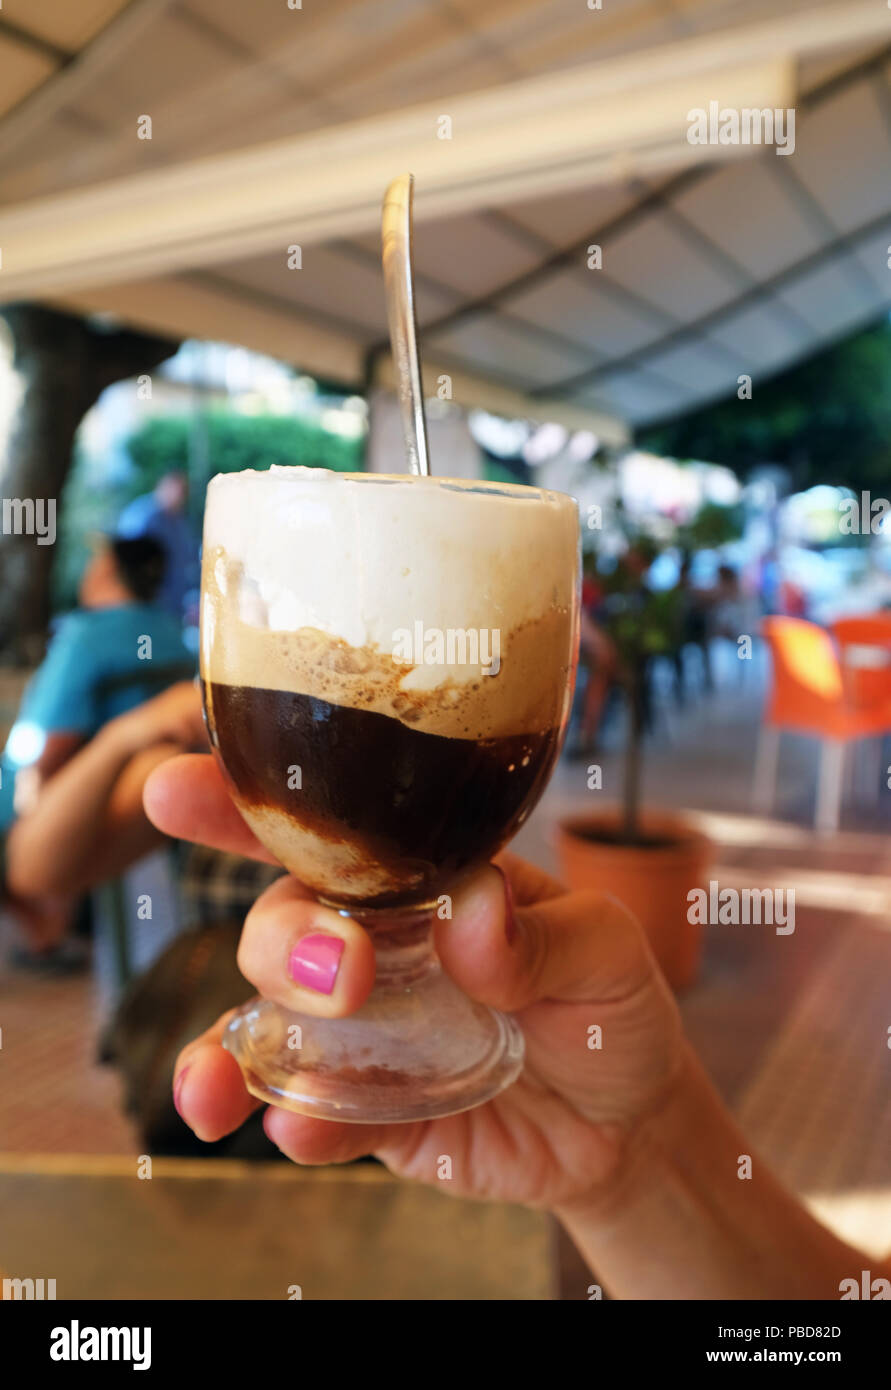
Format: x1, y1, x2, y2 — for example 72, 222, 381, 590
556, 498, 740, 990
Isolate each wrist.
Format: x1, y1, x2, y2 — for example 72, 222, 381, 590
554, 1040, 706, 1231
553, 1042, 863, 1300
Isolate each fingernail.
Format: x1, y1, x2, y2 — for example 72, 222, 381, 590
173, 1064, 191, 1120
494, 865, 517, 945
288, 932, 345, 994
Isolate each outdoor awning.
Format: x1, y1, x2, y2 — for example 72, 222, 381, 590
0, 0, 889, 436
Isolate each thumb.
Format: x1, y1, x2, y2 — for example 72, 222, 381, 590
434, 864, 658, 1012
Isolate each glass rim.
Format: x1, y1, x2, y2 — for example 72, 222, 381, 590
207, 467, 577, 508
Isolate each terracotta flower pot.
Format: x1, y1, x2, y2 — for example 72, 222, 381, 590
554, 809, 712, 992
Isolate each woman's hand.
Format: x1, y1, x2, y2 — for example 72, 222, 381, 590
144, 757, 880, 1300
144, 753, 685, 1212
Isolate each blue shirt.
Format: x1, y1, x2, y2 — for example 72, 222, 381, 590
5, 603, 195, 770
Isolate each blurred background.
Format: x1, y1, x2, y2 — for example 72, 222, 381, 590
0, 0, 890, 1300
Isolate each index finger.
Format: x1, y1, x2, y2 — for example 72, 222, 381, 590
144, 753, 281, 865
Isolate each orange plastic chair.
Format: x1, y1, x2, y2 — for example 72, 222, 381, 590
831, 613, 891, 647
831, 613, 891, 710
754, 616, 891, 830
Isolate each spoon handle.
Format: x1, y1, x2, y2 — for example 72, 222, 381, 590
382, 173, 430, 477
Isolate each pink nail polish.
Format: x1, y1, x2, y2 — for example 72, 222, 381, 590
173, 1065, 191, 1120
288, 933, 345, 994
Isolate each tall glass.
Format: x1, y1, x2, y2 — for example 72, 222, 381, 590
201, 467, 579, 1122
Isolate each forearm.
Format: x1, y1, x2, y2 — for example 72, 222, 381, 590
556, 1045, 869, 1300
6, 725, 171, 897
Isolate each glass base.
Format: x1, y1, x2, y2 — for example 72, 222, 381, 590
222, 910, 524, 1123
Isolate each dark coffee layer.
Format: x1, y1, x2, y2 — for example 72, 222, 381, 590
204, 680, 561, 907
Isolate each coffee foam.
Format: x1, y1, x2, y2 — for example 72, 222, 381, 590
201, 468, 579, 739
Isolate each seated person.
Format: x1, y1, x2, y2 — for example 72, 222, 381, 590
1, 537, 193, 970
117, 471, 199, 621
6, 682, 280, 924
672, 553, 712, 699
4, 535, 194, 812
5, 680, 282, 1154
708, 563, 750, 642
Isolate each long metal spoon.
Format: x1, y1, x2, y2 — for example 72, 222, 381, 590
381, 173, 430, 476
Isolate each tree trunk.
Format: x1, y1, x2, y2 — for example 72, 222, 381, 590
0, 304, 178, 666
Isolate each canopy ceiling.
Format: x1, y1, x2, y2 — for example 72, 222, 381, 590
1, 0, 889, 437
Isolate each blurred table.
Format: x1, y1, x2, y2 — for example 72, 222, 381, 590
0, 1154, 555, 1300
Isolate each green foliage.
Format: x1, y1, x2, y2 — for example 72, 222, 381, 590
481, 455, 528, 487
676, 499, 744, 552
585, 540, 678, 668
640, 319, 891, 489
597, 581, 682, 660
585, 498, 741, 669
583, 497, 741, 840
126, 410, 363, 482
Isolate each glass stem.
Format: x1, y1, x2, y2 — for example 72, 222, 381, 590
346, 906, 438, 990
